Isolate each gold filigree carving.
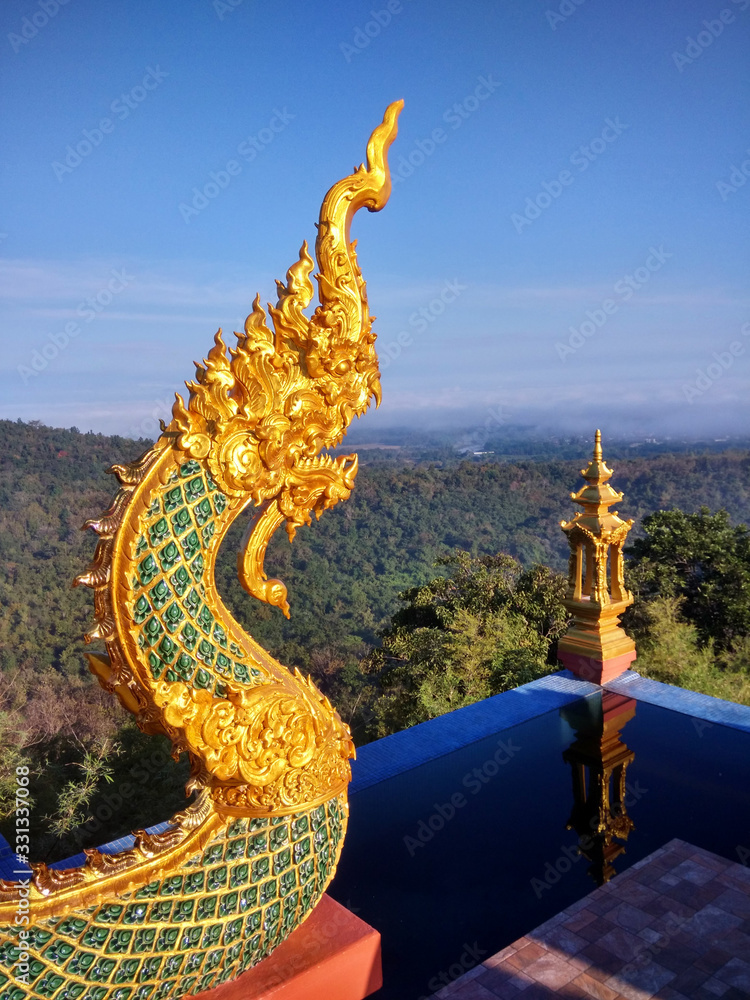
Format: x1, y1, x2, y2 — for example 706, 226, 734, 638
4, 103, 402, 922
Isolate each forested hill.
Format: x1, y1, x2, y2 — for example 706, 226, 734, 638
3, 418, 750, 679
4, 419, 750, 857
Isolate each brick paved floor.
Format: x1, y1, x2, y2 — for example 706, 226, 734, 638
435, 839, 750, 1000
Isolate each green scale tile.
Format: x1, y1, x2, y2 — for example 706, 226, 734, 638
183, 590, 201, 618
82, 927, 110, 950
195, 975, 215, 995
158, 541, 180, 572
132, 596, 151, 625
157, 635, 177, 663
258, 880, 277, 907
137, 555, 158, 587
269, 825, 289, 851
184, 476, 205, 503
184, 871, 204, 894
279, 871, 297, 897
0, 987, 27, 1000
35, 973, 65, 999
215, 652, 231, 677
138, 957, 161, 982
184, 951, 206, 975
194, 667, 213, 690
239, 886, 257, 911
149, 580, 171, 611
113, 959, 139, 984
147, 652, 166, 680
96, 904, 124, 924
218, 892, 238, 918
155, 927, 179, 953
26, 928, 54, 949
83, 988, 108, 1000
195, 898, 216, 922
193, 498, 213, 526
141, 617, 163, 646
273, 849, 291, 875
293, 837, 311, 864
202, 843, 223, 865
148, 518, 170, 548
196, 638, 215, 666
161, 603, 184, 634
291, 816, 309, 841
86, 957, 116, 983
183, 531, 201, 563
162, 485, 184, 514
229, 865, 249, 892
196, 605, 213, 635
66, 952, 95, 976
202, 926, 222, 951
43, 939, 74, 963
170, 566, 190, 597
247, 833, 267, 857
170, 507, 191, 537
233, 661, 251, 684
173, 976, 196, 999
122, 903, 148, 925
179, 460, 201, 478
159, 875, 182, 897
161, 955, 184, 978
179, 927, 202, 951
179, 623, 197, 651
172, 900, 194, 923
191, 553, 205, 581
132, 929, 155, 953
206, 866, 227, 892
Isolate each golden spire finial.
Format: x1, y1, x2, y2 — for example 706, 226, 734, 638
593, 428, 602, 460
578, 428, 613, 488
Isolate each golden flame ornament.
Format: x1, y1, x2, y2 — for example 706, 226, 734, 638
0, 100, 402, 1000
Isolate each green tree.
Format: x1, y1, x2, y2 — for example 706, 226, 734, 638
631, 596, 750, 706
0, 711, 33, 821
363, 552, 568, 736
626, 507, 750, 651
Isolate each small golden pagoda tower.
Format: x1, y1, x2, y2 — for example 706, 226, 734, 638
557, 430, 636, 684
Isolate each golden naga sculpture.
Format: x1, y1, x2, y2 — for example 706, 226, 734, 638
0, 100, 402, 1000
557, 430, 637, 683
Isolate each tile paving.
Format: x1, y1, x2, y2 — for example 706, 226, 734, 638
435, 839, 750, 1000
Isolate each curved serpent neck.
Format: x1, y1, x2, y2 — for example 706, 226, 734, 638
75, 100, 403, 817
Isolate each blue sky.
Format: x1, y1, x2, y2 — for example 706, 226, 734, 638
1, 0, 748, 441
